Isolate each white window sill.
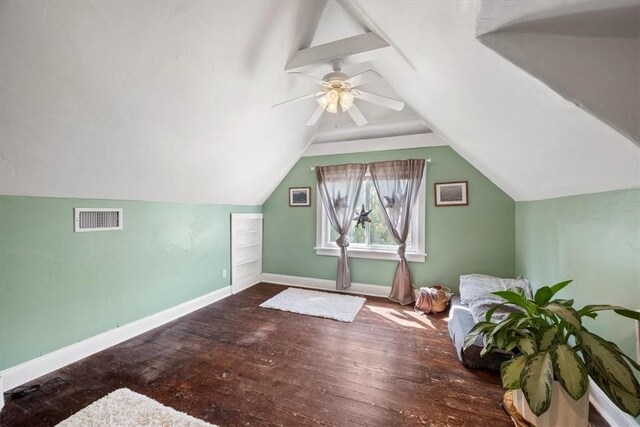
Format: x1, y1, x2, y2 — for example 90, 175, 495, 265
315, 246, 426, 262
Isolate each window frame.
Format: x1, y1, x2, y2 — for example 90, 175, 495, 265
315, 172, 426, 262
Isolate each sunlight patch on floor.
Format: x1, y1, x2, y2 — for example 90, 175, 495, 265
365, 305, 435, 330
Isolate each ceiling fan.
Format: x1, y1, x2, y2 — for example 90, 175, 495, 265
273, 62, 405, 127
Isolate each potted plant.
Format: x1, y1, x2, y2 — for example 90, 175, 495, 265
464, 280, 640, 427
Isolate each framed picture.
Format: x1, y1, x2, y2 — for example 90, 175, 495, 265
289, 187, 311, 207
435, 181, 468, 206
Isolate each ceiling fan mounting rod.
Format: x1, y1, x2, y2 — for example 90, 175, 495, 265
330, 58, 344, 72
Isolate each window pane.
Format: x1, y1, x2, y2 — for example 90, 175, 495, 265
368, 182, 412, 247
329, 183, 366, 245
328, 178, 412, 248
368, 183, 396, 246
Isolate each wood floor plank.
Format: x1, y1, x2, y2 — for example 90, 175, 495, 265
0, 283, 609, 426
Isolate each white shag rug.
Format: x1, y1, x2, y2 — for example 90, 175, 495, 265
260, 287, 366, 322
57, 388, 216, 427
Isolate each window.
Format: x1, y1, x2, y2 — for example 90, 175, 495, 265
315, 175, 426, 262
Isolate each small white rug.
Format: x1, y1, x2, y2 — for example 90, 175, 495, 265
57, 388, 216, 427
260, 287, 366, 322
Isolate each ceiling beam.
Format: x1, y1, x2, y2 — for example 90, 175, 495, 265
285, 32, 392, 71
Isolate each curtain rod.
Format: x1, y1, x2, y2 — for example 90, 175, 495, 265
310, 158, 431, 171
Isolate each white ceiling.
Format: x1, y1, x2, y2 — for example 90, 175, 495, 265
0, 1, 321, 205
475, 0, 640, 36
1, 0, 638, 205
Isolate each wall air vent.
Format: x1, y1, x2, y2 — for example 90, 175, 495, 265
74, 208, 123, 232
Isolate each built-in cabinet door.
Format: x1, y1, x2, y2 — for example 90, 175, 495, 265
231, 213, 263, 294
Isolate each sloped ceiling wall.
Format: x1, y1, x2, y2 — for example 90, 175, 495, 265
1, 1, 639, 205
478, 2, 640, 145
349, 0, 640, 201
0, 1, 322, 205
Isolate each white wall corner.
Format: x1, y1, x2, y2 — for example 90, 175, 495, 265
589, 379, 638, 427
0, 286, 232, 393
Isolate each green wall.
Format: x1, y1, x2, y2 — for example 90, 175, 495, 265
262, 146, 516, 290
515, 188, 640, 359
0, 195, 259, 370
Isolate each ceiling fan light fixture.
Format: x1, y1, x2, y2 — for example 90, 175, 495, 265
326, 89, 339, 105
339, 90, 354, 111
281, 68, 400, 126
326, 102, 338, 114
317, 89, 340, 114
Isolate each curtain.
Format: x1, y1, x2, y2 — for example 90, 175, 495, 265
316, 163, 367, 290
369, 159, 426, 305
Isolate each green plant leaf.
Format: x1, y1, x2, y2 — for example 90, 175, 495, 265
495, 329, 510, 349
578, 305, 640, 321
485, 302, 510, 322
551, 344, 589, 400
504, 337, 520, 353
464, 321, 493, 350
486, 317, 516, 339
534, 286, 554, 306
520, 351, 554, 416
546, 303, 581, 329
492, 290, 531, 310
501, 355, 527, 389
588, 362, 640, 417
607, 341, 640, 372
578, 330, 640, 395
553, 298, 574, 307
480, 342, 495, 357
538, 326, 559, 351
549, 280, 573, 296
517, 336, 537, 355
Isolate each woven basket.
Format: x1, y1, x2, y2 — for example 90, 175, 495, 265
414, 285, 452, 314
430, 285, 450, 313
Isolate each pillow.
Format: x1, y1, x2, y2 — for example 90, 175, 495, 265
459, 274, 532, 304
468, 294, 523, 324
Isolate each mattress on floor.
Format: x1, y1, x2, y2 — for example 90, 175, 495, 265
447, 294, 512, 371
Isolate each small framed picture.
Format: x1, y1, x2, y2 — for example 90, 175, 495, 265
289, 187, 311, 207
435, 181, 468, 206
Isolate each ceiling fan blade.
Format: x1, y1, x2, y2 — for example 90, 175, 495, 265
306, 105, 326, 126
272, 91, 323, 108
288, 72, 325, 85
344, 70, 382, 88
346, 104, 368, 127
353, 90, 405, 111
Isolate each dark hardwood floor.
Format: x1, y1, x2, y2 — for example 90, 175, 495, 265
1, 283, 609, 426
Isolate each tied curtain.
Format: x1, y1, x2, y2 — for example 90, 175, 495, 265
316, 163, 367, 290
370, 159, 426, 305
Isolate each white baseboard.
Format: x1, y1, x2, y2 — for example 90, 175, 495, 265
589, 379, 638, 427
261, 273, 390, 298
0, 286, 232, 393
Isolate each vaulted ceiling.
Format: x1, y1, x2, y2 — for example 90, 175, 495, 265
1, 0, 638, 205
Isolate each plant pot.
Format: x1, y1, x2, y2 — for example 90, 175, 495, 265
512, 381, 589, 427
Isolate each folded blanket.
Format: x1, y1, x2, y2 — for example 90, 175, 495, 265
468, 293, 523, 324
459, 274, 532, 304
